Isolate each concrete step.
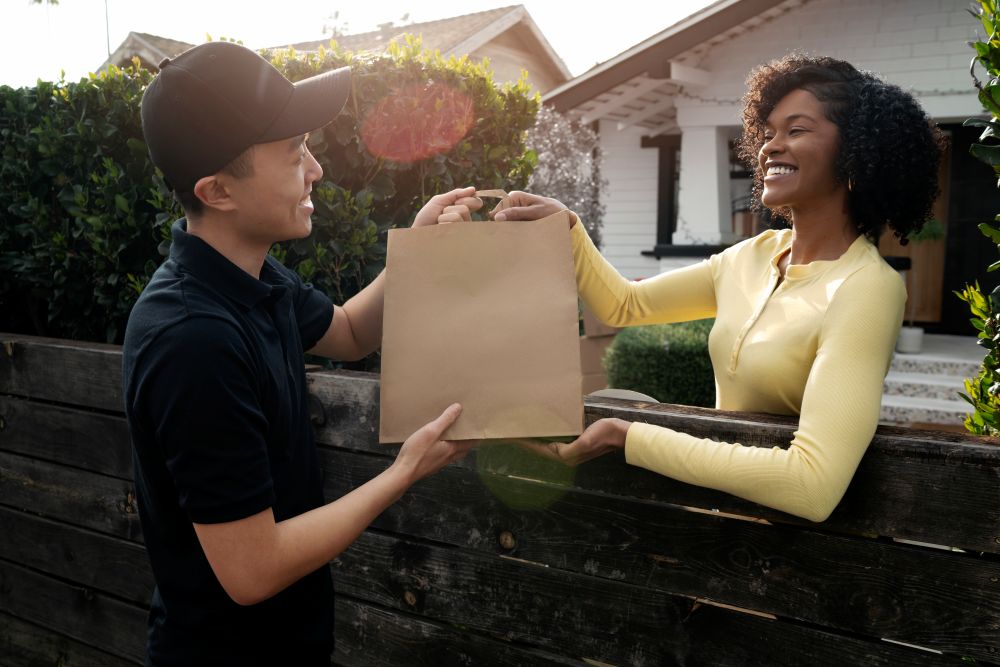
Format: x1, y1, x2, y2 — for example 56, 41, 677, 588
889, 352, 981, 379
880, 393, 972, 427
883, 371, 966, 402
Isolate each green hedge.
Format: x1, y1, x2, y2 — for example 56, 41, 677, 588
0, 36, 538, 343
0, 65, 171, 343
604, 319, 716, 407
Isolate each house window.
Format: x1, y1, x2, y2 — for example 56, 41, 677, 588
641, 135, 681, 245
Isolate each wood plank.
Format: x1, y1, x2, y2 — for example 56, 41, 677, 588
4, 432, 993, 662
0, 506, 152, 605
323, 447, 1000, 662
333, 530, 966, 666
581, 397, 1000, 554
333, 596, 585, 666
0, 451, 142, 542
0, 611, 139, 667
0, 560, 147, 664
308, 371, 1000, 553
0, 335, 124, 412
0, 397, 132, 478
676, 602, 966, 667
306, 369, 380, 451
3, 336, 996, 552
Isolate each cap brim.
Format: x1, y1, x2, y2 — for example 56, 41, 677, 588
259, 66, 351, 142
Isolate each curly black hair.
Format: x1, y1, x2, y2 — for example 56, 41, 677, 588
736, 54, 946, 244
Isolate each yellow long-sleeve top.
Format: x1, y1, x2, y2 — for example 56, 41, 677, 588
570, 219, 906, 522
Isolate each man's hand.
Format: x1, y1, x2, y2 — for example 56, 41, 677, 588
193, 403, 474, 607
518, 418, 630, 466
413, 186, 483, 227
391, 403, 476, 483
492, 191, 572, 226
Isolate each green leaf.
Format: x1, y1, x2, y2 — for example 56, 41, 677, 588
981, 223, 1000, 244
970, 142, 1000, 165
966, 116, 1000, 139
367, 172, 396, 201
979, 85, 1000, 118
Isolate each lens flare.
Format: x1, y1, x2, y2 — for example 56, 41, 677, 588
360, 82, 474, 163
475, 440, 575, 511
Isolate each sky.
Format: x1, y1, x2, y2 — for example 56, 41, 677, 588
0, 0, 718, 87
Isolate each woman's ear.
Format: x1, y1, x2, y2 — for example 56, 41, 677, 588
193, 174, 237, 213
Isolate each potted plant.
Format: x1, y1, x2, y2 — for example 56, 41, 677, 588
896, 218, 946, 354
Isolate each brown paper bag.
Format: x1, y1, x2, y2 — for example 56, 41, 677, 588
379, 205, 584, 443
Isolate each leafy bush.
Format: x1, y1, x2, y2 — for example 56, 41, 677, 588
270, 37, 539, 304
958, 0, 1000, 436
604, 319, 715, 407
0, 37, 539, 343
525, 105, 606, 248
0, 65, 175, 343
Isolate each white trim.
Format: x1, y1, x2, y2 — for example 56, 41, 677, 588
446, 6, 572, 81
446, 6, 525, 57
616, 95, 676, 130
542, 0, 745, 102
646, 122, 681, 138
518, 11, 573, 79
667, 62, 711, 87
580, 77, 669, 124
676, 104, 741, 128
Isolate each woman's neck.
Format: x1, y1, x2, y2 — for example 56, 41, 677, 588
786, 196, 859, 266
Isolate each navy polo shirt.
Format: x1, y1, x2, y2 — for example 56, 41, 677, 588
123, 219, 335, 667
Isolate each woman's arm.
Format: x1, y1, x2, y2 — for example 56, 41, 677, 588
622, 265, 905, 522
569, 221, 716, 327
491, 191, 717, 327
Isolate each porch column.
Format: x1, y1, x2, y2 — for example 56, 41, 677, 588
675, 124, 731, 245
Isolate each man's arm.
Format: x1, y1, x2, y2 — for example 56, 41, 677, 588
308, 273, 385, 361
193, 403, 471, 606
308, 187, 482, 360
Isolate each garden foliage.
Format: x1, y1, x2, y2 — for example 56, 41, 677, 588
959, 0, 1000, 435
0, 36, 538, 343
604, 319, 716, 407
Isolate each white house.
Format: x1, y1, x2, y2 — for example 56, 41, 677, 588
544, 0, 987, 336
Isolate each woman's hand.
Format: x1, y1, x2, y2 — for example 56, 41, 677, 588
492, 191, 573, 226
518, 418, 630, 466
413, 186, 483, 227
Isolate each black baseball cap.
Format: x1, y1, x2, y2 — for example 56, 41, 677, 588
141, 41, 350, 192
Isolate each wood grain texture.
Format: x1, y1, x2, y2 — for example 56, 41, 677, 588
0, 612, 139, 667
0, 560, 147, 664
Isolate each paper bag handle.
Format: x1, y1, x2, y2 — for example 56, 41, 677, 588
475, 189, 512, 221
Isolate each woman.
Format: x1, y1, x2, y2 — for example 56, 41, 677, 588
480, 55, 944, 522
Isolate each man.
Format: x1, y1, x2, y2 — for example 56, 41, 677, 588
123, 41, 479, 666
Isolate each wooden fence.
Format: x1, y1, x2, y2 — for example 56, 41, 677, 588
1, 333, 999, 665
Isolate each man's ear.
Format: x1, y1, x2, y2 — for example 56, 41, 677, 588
193, 174, 238, 213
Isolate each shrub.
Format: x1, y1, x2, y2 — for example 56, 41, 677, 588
604, 319, 715, 407
958, 0, 1000, 436
0, 37, 539, 343
270, 37, 539, 304
0, 65, 175, 343
525, 105, 606, 248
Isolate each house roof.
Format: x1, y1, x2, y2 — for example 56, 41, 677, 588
542, 0, 793, 135
103, 5, 570, 82
285, 5, 570, 81
103, 31, 195, 71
